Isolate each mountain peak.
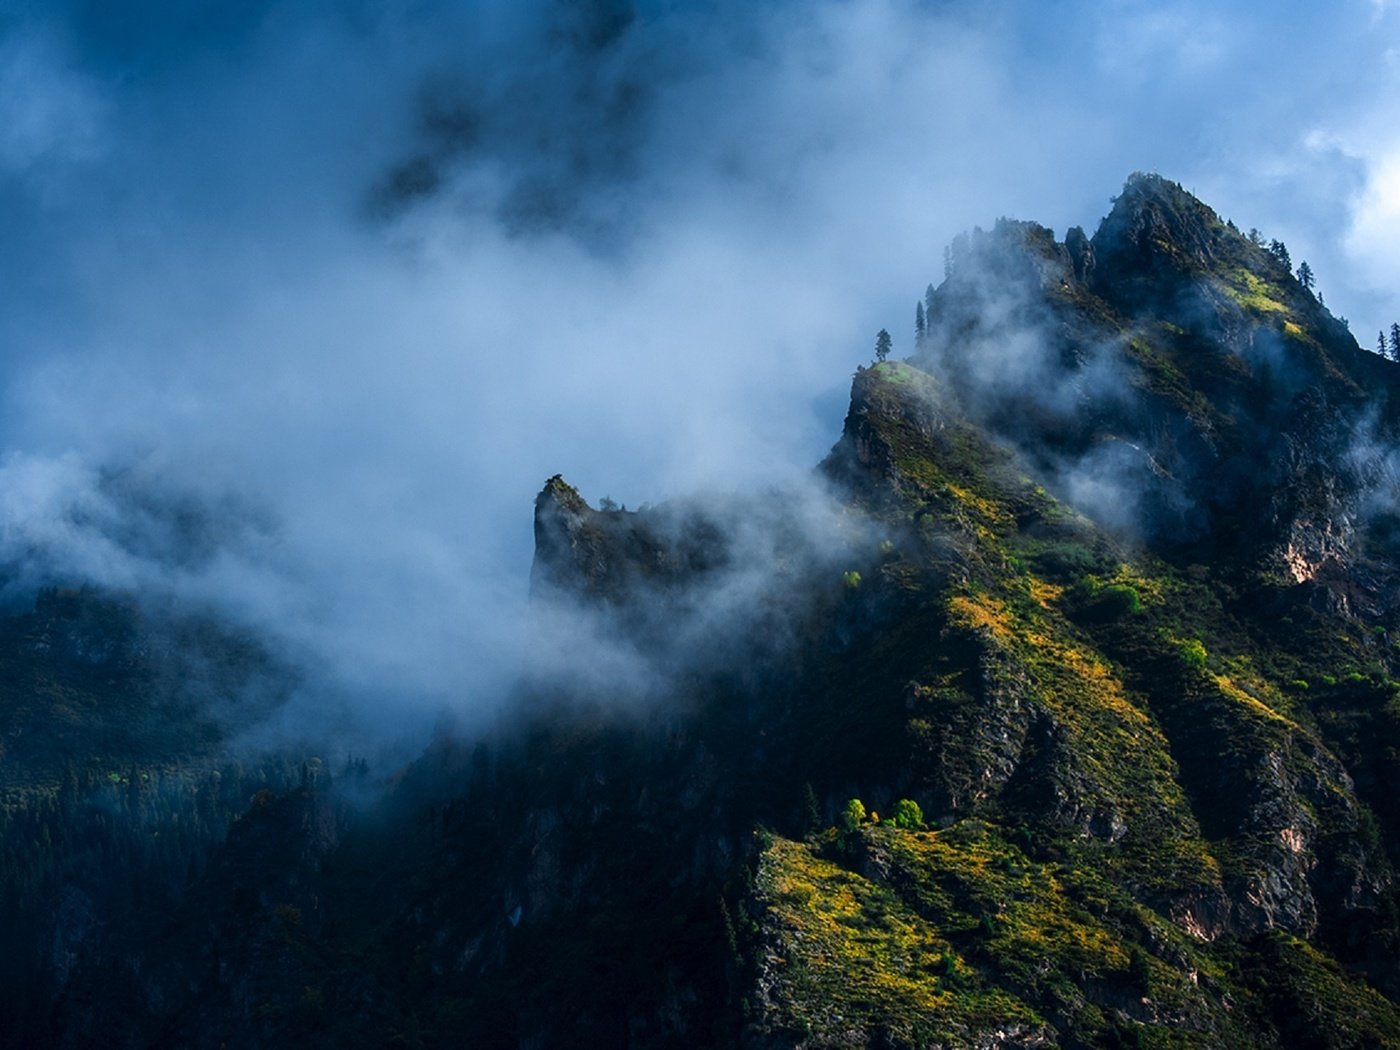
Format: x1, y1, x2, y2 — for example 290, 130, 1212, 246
915, 171, 1400, 585
530, 474, 608, 598
1090, 172, 1234, 288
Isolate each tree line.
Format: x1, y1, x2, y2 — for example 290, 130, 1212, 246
0, 755, 311, 1041
1377, 324, 1400, 362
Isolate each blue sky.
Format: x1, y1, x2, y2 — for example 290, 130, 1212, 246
2, 0, 1399, 730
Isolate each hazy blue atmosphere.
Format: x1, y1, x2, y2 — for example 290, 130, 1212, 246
3, 0, 1399, 731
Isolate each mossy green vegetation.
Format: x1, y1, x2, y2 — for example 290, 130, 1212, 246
754, 832, 1045, 1047
1177, 637, 1208, 670
933, 578, 1214, 898
754, 823, 1292, 1048
869, 360, 923, 386
891, 799, 924, 830
1222, 269, 1290, 316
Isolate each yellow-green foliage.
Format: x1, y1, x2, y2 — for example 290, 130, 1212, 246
945, 589, 1206, 879
935, 576, 1232, 907
1104, 563, 1166, 605
755, 833, 1042, 1045
892, 454, 1012, 542
1223, 270, 1289, 316
1209, 656, 1300, 730
1122, 337, 1220, 427
1177, 637, 1208, 670
859, 363, 1022, 542
891, 798, 924, 829
1026, 574, 1065, 608
756, 825, 1237, 1047
947, 592, 1017, 643
842, 797, 867, 830
861, 362, 1224, 896
880, 822, 1130, 986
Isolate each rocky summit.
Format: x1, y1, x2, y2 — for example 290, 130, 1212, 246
6, 174, 1400, 1048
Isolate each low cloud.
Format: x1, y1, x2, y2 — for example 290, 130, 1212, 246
2, 0, 1398, 750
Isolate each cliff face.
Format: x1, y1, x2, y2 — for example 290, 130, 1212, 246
19, 175, 1400, 1049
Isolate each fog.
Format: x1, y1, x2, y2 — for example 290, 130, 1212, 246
2, 0, 1399, 741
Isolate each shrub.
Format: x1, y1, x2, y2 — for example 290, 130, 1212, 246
1097, 583, 1142, 617
891, 798, 925, 830
841, 798, 867, 831
842, 570, 862, 590
1076, 580, 1143, 621
1178, 638, 1208, 671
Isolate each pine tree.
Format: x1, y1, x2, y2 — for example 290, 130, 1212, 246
1269, 240, 1291, 270
1390, 323, 1400, 360
1380, 331, 1388, 358
875, 329, 892, 363
924, 282, 936, 320
943, 246, 953, 280
1296, 261, 1314, 290
915, 301, 926, 346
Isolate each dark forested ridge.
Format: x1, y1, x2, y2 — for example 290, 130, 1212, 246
6, 175, 1400, 1047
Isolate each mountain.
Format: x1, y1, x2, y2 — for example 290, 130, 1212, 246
8, 174, 1400, 1048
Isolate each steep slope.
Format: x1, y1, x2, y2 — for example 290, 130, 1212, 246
24, 174, 1400, 1049
744, 354, 1400, 1047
